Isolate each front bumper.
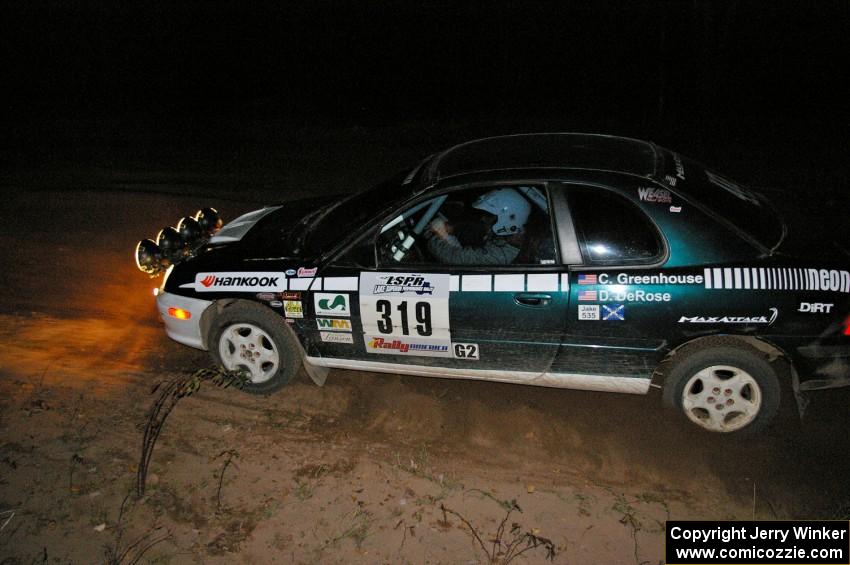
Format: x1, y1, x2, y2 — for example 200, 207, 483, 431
155, 291, 212, 350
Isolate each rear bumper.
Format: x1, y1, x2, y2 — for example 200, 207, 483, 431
155, 291, 212, 350
796, 343, 850, 391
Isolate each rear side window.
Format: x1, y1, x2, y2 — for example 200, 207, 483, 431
568, 186, 663, 264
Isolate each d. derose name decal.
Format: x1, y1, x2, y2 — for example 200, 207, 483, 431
181, 272, 286, 292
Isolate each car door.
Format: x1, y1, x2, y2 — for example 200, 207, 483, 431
549, 181, 670, 392
309, 183, 570, 381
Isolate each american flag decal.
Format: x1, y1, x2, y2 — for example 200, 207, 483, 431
578, 290, 597, 301
578, 274, 597, 285
703, 267, 850, 293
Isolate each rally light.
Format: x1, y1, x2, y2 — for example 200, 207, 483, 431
157, 226, 183, 261
167, 307, 191, 320
195, 207, 222, 236
177, 216, 203, 245
843, 315, 850, 336
135, 239, 164, 275
134, 209, 224, 277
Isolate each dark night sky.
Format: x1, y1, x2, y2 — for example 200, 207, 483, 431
3, 1, 849, 182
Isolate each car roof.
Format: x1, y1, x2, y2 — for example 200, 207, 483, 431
422, 133, 659, 186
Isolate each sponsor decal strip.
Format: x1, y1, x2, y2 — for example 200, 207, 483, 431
704, 267, 850, 293
352, 273, 571, 294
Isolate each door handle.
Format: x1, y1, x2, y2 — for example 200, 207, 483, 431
514, 293, 552, 307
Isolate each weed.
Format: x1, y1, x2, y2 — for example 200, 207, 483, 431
137, 367, 247, 497
329, 506, 373, 549
102, 494, 171, 565
440, 499, 556, 563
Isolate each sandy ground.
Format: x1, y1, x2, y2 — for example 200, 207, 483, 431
2, 185, 850, 564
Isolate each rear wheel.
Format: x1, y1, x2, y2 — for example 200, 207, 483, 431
208, 301, 301, 394
662, 345, 780, 434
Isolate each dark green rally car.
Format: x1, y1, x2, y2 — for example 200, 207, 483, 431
135, 133, 850, 435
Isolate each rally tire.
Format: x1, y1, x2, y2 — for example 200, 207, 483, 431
662, 345, 780, 435
208, 301, 301, 394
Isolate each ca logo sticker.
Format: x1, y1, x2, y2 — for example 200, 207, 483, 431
314, 293, 350, 317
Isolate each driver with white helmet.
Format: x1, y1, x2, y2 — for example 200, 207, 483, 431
427, 188, 531, 265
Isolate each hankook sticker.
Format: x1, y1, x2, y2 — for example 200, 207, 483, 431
181, 272, 287, 292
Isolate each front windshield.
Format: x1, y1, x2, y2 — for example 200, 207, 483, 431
304, 169, 415, 254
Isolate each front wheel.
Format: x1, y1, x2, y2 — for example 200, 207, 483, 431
662, 345, 781, 435
208, 301, 302, 394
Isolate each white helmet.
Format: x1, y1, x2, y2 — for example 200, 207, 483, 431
472, 188, 531, 235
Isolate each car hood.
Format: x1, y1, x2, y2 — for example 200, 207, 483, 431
208, 195, 342, 259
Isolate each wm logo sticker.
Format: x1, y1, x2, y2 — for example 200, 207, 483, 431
316, 318, 352, 331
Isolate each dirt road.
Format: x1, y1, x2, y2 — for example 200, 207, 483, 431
2, 186, 849, 564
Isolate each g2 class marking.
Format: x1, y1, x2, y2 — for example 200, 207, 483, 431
453, 343, 479, 360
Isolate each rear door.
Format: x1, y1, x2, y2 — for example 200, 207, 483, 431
550, 181, 671, 390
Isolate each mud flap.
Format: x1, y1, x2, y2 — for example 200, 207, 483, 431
282, 322, 329, 386
302, 356, 329, 386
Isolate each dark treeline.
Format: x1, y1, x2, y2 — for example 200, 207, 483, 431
4, 1, 848, 127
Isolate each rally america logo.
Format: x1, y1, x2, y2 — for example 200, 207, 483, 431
678, 307, 778, 325
181, 272, 287, 292
373, 275, 434, 295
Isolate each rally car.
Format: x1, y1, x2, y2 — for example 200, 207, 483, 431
135, 133, 850, 435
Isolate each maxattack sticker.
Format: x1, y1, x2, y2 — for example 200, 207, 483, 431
316, 318, 352, 332
314, 293, 350, 317
678, 308, 778, 325
180, 272, 286, 292
578, 305, 600, 320
283, 300, 303, 318
321, 331, 354, 344
453, 343, 479, 360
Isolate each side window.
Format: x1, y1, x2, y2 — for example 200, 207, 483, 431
376, 185, 558, 267
568, 186, 663, 264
